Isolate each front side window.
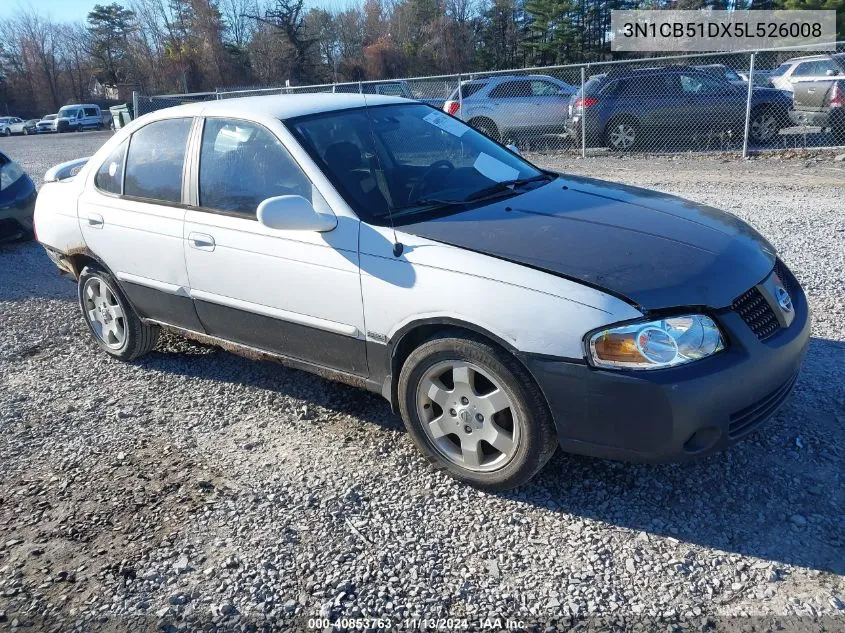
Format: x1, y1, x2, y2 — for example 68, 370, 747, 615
199, 118, 311, 218
124, 118, 192, 203
679, 73, 728, 95
288, 103, 545, 226
95, 140, 127, 195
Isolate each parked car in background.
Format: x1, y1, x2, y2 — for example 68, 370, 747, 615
769, 54, 845, 92
567, 66, 792, 150
442, 75, 577, 142
37, 114, 58, 133
333, 80, 414, 98
55, 104, 104, 132
332, 80, 445, 110
789, 54, 845, 144
0, 150, 37, 242
738, 69, 777, 87
18, 119, 40, 135
695, 64, 747, 86
0, 117, 23, 137
33, 94, 810, 490
110, 104, 133, 130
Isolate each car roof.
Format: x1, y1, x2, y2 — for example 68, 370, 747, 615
143, 93, 408, 121
782, 54, 839, 63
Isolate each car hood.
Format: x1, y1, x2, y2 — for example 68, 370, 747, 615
399, 174, 776, 311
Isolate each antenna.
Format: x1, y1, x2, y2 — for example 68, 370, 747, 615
359, 83, 404, 257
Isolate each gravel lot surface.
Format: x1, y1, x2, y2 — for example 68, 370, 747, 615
0, 132, 843, 632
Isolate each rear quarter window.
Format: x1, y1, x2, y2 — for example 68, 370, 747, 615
94, 140, 128, 195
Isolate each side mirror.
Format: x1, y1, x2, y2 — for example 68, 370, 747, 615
257, 195, 337, 232
506, 143, 521, 155
825, 69, 837, 77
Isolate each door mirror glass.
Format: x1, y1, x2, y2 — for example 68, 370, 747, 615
257, 195, 337, 232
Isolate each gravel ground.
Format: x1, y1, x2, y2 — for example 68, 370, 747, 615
0, 133, 844, 632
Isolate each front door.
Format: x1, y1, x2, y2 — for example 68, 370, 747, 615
77, 117, 203, 331
183, 117, 367, 375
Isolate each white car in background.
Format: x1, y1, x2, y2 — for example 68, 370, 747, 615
34, 94, 809, 490
768, 54, 844, 92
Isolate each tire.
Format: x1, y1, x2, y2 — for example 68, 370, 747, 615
78, 264, 159, 361
75, 124, 83, 133
748, 107, 781, 144
398, 331, 557, 491
469, 118, 500, 142
22, 128, 28, 136
1, 128, 10, 137
604, 118, 638, 151
831, 116, 845, 145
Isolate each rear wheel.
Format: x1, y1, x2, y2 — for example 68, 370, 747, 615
469, 118, 500, 142
605, 118, 638, 151
398, 332, 557, 491
78, 265, 159, 361
748, 107, 781, 144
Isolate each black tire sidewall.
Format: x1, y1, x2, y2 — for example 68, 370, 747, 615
398, 334, 556, 491
78, 265, 143, 360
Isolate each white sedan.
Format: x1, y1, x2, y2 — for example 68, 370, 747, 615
34, 94, 809, 490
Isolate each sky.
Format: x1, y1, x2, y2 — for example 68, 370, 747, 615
0, 0, 102, 22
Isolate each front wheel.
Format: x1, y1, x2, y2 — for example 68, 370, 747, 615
469, 118, 501, 142
398, 333, 557, 491
78, 265, 159, 361
1, 128, 10, 137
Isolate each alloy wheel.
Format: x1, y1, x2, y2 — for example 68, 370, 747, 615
82, 277, 126, 349
416, 360, 521, 472
750, 112, 778, 142
608, 122, 636, 149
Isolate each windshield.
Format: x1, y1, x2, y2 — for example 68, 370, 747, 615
43, 115, 57, 121
58, 107, 80, 118
287, 103, 547, 225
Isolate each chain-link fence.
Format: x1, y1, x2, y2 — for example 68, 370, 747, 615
134, 42, 845, 157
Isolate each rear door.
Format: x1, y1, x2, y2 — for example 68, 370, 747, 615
77, 117, 202, 331
182, 117, 367, 374
529, 79, 573, 136
487, 80, 535, 134
678, 72, 745, 133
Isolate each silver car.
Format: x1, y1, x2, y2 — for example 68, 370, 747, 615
442, 74, 577, 142
769, 54, 844, 92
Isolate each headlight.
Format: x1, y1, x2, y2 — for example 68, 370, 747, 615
587, 315, 724, 370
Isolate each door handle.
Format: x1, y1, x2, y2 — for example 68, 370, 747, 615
188, 232, 215, 251
85, 213, 104, 228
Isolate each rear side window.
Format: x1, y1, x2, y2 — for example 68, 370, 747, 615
84, 108, 99, 117
198, 118, 311, 218
124, 118, 192, 204
489, 80, 532, 98
94, 140, 127, 195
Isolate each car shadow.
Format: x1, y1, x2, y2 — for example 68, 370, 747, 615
142, 332, 844, 574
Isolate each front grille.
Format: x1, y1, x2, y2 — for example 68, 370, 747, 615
731, 286, 780, 341
728, 372, 799, 438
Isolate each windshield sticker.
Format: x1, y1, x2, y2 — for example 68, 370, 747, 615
422, 111, 469, 137
473, 152, 520, 182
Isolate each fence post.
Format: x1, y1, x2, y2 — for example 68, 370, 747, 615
457, 73, 463, 121
132, 90, 139, 118
580, 66, 586, 159
742, 53, 756, 158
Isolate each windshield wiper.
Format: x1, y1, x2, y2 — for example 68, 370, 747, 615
463, 173, 554, 202
391, 197, 468, 217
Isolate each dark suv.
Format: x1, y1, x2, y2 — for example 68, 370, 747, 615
567, 66, 792, 150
